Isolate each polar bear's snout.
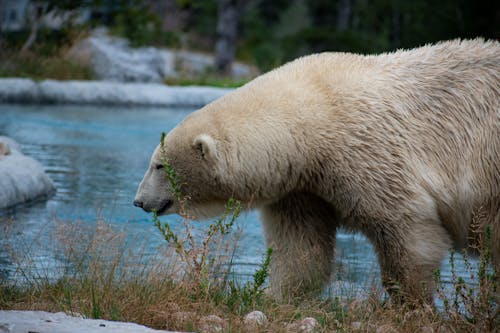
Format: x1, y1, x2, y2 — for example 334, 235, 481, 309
133, 194, 174, 215
134, 157, 177, 215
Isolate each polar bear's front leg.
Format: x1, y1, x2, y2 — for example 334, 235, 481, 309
260, 193, 338, 299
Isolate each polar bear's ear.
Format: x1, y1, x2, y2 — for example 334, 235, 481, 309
193, 134, 219, 162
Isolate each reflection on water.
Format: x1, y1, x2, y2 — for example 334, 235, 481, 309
0, 104, 472, 297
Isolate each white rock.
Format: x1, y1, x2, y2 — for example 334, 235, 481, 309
297, 317, 319, 332
351, 321, 362, 330
68, 31, 176, 83
0, 137, 55, 209
243, 310, 267, 327
286, 317, 319, 333
0, 323, 14, 333
67, 29, 256, 83
176, 50, 254, 79
0, 78, 40, 103
0, 142, 11, 157
0, 78, 231, 107
171, 311, 196, 326
0, 137, 20, 151
376, 324, 398, 333
0, 311, 186, 333
199, 314, 226, 333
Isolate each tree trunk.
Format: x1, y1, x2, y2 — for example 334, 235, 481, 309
391, 8, 401, 49
336, 0, 351, 31
21, 4, 43, 54
215, 0, 240, 76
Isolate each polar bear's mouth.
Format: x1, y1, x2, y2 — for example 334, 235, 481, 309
157, 199, 174, 215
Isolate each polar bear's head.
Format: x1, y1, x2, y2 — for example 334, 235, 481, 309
133, 115, 231, 219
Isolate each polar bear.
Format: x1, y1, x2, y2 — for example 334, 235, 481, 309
134, 39, 500, 302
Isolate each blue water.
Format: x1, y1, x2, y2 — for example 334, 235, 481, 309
0, 104, 473, 298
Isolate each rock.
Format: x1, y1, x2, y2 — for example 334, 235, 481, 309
171, 311, 196, 327
0, 137, 55, 209
0, 323, 14, 333
376, 324, 398, 333
176, 50, 254, 79
421, 326, 434, 333
351, 321, 362, 330
67, 29, 256, 83
0, 311, 185, 333
199, 315, 226, 333
297, 317, 319, 333
0, 142, 10, 158
0, 78, 231, 107
0, 78, 40, 103
243, 310, 267, 329
0, 137, 20, 151
286, 317, 319, 333
68, 29, 176, 83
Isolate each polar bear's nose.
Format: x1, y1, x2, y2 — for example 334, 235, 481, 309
133, 200, 143, 208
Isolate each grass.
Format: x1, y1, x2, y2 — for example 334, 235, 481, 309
0, 139, 498, 331
0, 51, 94, 81
0, 48, 249, 87
164, 76, 249, 88
1, 215, 499, 332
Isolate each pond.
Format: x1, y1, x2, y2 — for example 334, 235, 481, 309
0, 104, 472, 297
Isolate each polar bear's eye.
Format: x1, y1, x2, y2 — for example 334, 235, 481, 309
155, 164, 164, 170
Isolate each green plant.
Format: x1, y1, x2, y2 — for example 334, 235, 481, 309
153, 132, 243, 285
249, 247, 272, 298
164, 76, 249, 88
152, 131, 278, 315
434, 224, 499, 331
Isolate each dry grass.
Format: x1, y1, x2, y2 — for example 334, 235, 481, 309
1, 210, 498, 333
0, 50, 93, 81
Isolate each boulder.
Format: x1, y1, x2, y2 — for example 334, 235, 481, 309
67, 29, 256, 83
0, 137, 55, 209
68, 29, 176, 83
0, 78, 40, 103
0, 310, 185, 333
243, 310, 267, 329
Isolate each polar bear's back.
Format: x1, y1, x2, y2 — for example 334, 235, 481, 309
273, 39, 499, 244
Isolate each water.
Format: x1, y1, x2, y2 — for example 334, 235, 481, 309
0, 104, 473, 297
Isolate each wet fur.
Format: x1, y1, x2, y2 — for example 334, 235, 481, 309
136, 39, 500, 302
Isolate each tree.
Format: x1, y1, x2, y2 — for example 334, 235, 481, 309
214, 0, 243, 76
336, 0, 352, 31
21, 0, 85, 54
21, 2, 46, 53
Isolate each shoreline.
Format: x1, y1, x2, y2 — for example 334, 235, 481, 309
0, 78, 233, 107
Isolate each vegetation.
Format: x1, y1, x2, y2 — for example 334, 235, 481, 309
0, 0, 497, 80
164, 76, 248, 88
0, 28, 93, 80
0, 51, 93, 81
1, 213, 498, 332
158, 0, 499, 71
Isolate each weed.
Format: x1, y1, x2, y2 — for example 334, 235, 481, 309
434, 223, 499, 331
154, 132, 244, 288
164, 76, 249, 88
